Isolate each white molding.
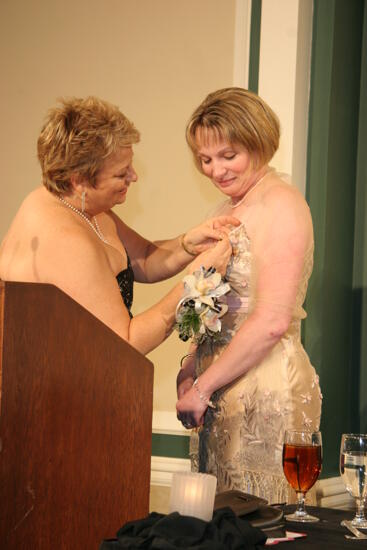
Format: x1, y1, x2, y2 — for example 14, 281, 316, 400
259, 0, 299, 176
152, 410, 188, 436
291, 0, 313, 196
151, 455, 191, 487
233, 0, 252, 88
316, 476, 346, 496
258, 0, 312, 195
316, 476, 354, 509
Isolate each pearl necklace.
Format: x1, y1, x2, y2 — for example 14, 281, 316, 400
58, 196, 109, 244
230, 169, 272, 209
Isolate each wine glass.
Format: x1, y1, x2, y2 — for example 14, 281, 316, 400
282, 430, 322, 522
340, 433, 367, 528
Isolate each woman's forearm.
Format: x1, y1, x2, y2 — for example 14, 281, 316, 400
142, 235, 196, 283
112, 212, 196, 283
127, 280, 184, 354
198, 309, 291, 397
141, 215, 240, 283
177, 346, 197, 386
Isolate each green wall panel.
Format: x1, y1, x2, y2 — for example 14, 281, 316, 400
248, 0, 262, 93
152, 434, 190, 459
352, 2, 367, 434
304, 0, 365, 476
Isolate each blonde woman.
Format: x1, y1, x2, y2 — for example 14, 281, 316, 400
0, 96, 238, 355
176, 88, 322, 503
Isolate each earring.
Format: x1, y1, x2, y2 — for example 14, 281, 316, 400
81, 191, 86, 213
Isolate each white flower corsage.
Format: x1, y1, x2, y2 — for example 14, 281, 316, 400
175, 266, 230, 345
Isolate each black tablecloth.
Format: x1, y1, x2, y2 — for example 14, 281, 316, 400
274, 505, 360, 548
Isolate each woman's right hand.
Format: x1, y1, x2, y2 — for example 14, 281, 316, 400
188, 234, 232, 276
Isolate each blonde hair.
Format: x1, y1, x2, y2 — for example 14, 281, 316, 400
186, 87, 280, 171
37, 96, 140, 193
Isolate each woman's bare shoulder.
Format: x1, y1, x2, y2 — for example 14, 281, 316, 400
0, 186, 106, 283
15, 186, 50, 211
262, 173, 303, 199
260, 174, 311, 219
8, 187, 61, 229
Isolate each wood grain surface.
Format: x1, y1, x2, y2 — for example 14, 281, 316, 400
0, 281, 153, 549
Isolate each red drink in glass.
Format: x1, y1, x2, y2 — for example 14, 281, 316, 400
282, 430, 322, 522
283, 443, 322, 493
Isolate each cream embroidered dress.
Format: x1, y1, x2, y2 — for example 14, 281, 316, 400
190, 175, 322, 504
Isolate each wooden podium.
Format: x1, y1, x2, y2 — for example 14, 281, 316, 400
0, 281, 154, 549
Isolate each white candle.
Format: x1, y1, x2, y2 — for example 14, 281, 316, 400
169, 471, 217, 522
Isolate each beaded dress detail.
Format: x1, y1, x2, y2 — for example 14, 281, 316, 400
190, 185, 322, 505
116, 255, 134, 318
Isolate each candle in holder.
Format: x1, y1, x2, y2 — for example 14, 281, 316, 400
169, 471, 217, 521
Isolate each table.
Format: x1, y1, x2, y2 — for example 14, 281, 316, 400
270, 505, 363, 548
100, 506, 361, 549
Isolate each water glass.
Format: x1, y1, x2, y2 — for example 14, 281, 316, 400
340, 433, 367, 528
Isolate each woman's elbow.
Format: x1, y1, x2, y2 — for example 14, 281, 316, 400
268, 317, 290, 341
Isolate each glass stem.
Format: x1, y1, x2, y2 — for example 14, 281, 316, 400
355, 498, 366, 522
296, 492, 307, 516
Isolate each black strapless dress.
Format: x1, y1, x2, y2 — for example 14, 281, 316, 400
116, 255, 134, 318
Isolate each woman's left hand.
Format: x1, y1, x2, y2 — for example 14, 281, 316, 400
176, 386, 208, 429
183, 215, 240, 254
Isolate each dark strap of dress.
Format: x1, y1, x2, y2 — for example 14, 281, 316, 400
116, 254, 134, 318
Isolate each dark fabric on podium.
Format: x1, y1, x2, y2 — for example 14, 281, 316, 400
99, 507, 266, 549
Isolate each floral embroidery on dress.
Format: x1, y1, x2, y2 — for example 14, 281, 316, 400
301, 393, 312, 404
302, 411, 313, 429
311, 374, 320, 388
